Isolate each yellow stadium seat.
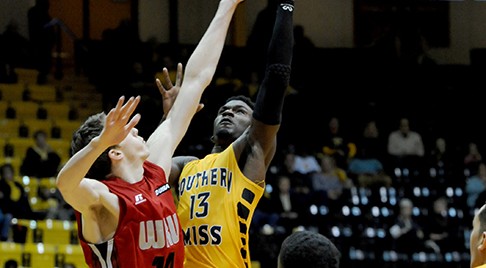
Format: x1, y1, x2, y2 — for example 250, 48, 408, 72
11, 101, 39, 120
55, 120, 81, 140
36, 219, 75, 245
22, 119, 53, 138
0, 83, 23, 102
22, 242, 56, 268
14, 68, 39, 84
38, 177, 57, 190
0, 242, 23, 267
0, 138, 5, 154
58, 244, 89, 268
48, 138, 71, 162
0, 101, 7, 118
43, 102, 71, 120
11, 101, 34, 115
0, 119, 20, 139
28, 85, 57, 102
8, 137, 32, 158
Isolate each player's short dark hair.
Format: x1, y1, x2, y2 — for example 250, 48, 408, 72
279, 230, 341, 268
71, 112, 114, 181
225, 95, 255, 110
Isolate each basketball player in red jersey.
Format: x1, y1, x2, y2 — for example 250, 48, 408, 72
55, 0, 245, 267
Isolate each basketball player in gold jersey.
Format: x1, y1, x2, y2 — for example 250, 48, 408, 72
159, 0, 295, 266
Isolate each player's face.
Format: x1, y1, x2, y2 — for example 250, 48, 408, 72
119, 128, 149, 159
471, 204, 486, 268
213, 100, 253, 141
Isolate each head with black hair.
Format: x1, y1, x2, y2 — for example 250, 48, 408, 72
278, 230, 341, 268
211, 95, 255, 152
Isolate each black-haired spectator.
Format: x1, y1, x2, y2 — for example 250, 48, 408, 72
20, 130, 61, 178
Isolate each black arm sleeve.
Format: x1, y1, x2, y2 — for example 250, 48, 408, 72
252, 0, 294, 125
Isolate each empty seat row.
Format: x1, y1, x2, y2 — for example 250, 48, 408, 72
12, 219, 78, 246
0, 100, 77, 120
0, 241, 87, 268
0, 82, 59, 103
0, 118, 81, 140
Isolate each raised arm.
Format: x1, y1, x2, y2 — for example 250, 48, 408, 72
56, 96, 140, 213
247, 0, 294, 165
157, 63, 204, 123
146, 0, 244, 171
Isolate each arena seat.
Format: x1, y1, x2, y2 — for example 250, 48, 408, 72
0, 119, 20, 139
28, 84, 57, 102
43, 102, 71, 120
58, 244, 89, 268
0, 83, 23, 102
22, 119, 53, 137
22, 242, 56, 268
36, 219, 76, 245
11, 101, 39, 120
8, 137, 32, 158
55, 119, 82, 139
14, 68, 39, 84
0, 242, 23, 267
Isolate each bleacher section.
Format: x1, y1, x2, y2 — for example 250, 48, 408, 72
0, 68, 99, 268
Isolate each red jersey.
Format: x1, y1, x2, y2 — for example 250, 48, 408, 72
75, 161, 184, 268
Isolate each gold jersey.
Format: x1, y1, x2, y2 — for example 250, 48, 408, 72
177, 145, 264, 268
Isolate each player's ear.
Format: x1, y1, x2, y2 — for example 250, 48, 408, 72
108, 148, 123, 161
479, 232, 486, 252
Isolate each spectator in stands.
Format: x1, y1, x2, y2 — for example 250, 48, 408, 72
358, 120, 387, 162
0, 167, 13, 240
348, 120, 391, 187
427, 137, 457, 183
467, 162, 486, 211
348, 145, 392, 188
322, 117, 356, 170
269, 174, 309, 236
283, 144, 319, 192
424, 196, 455, 254
389, 198, 426, 257
387, 117, 425, 174
287, 144, 321, 176
465, 142, 483, 177
0, 163, 37, 220
20, 130, 61, 178
310, 154, 352, 209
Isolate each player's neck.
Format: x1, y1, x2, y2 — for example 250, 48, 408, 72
212, 143, 231, 153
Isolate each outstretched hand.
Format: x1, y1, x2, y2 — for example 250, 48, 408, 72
99, 96, 141, 146
156, 63, 204, 119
